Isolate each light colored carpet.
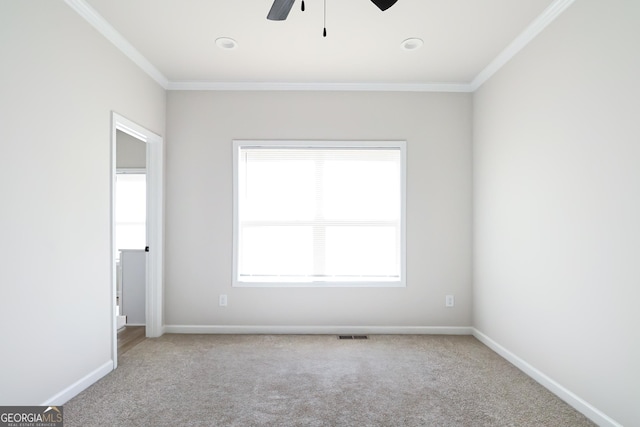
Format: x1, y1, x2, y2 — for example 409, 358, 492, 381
65, 334, 595, 426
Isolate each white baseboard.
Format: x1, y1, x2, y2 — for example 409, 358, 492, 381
472, 329, 622, 427
164, 325, 473, 335
41, 360, 113, 406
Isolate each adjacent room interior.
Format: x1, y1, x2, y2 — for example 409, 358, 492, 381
0, 1, 637, 426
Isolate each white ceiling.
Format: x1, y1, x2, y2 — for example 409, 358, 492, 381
70, 0, 574, 91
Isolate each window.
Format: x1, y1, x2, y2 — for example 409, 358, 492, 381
233, 140, 406, 287
115, 172, 146, 259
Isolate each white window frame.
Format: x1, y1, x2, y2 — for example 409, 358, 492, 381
114, 169, 146, 261
232, 140, 407, 288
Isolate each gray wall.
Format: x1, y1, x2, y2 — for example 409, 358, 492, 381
473, 1, 639, 425
165, 91, 472, 329
0, 1, 165, 404
116, 130, 147, 169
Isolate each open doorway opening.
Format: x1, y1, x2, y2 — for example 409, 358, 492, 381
115, 133, 147, 330
111, 113, 163, 369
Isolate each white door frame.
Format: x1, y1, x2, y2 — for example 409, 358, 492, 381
111, 112, 164, 368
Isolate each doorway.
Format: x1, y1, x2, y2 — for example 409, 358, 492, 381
111, 112, 164, 369
115, 166, 146, 330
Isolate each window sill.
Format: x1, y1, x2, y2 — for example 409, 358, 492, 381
233, 280, 406, 288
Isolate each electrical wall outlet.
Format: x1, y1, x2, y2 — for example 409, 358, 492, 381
219, 294, 228, 307
445, 295, 455, 307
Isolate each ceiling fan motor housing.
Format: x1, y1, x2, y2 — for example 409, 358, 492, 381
371, 0, 399, 11
268, 0, 399, 21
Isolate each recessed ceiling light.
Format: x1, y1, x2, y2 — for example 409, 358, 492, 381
401, 38, 423, 51
215, 37, 238, 50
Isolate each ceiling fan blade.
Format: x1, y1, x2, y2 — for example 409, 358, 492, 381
267, 0, 296, 21
370, 0, 398, 11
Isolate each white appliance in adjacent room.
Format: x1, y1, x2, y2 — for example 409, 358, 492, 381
119, 249, 146, 326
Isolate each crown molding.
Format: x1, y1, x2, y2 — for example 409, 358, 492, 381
166, 81, 473, 92
470, 0, 576, 91
66, 0, 575, 93
64, 0, 169, 89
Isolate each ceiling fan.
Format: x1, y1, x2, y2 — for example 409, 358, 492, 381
267, 0, 398, 21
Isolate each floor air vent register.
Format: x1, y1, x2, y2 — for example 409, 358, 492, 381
338, 335, 369, 340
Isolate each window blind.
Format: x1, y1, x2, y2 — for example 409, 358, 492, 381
235, 144, 404, 285
115, 173, 146, 258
